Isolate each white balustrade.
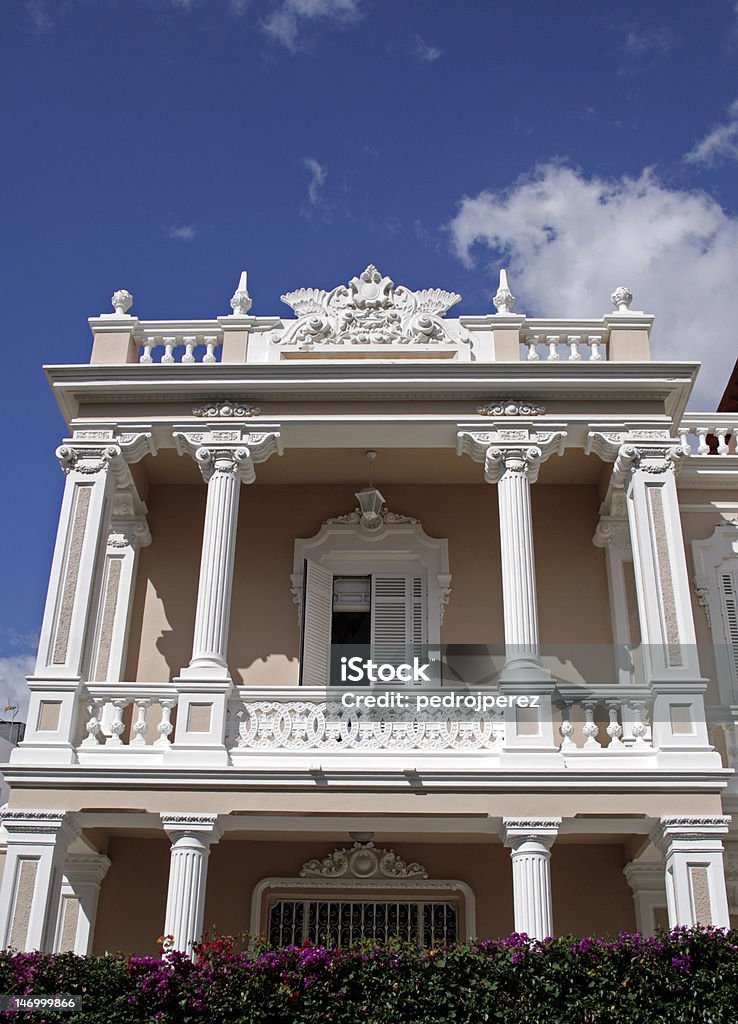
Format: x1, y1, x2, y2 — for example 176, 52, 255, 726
80, 687, 178, 749
556, 694, 653, 752
138, 329, 222, 365
678, 416, 738, 457
521, 330, 609, 362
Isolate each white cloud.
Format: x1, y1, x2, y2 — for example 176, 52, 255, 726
229, 0, 251, 12
622, 25, 677, 60
262, 0, 362, 53
166, 224, 198, 241
414, 34, 441, 63
26, 0, 53, 32
302, 156, 327, 206
0, 655, 34, 722
684, 98, 738, 166
447, 162, 738, 408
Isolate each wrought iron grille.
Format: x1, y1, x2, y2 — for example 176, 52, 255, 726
268, 898, 458, 947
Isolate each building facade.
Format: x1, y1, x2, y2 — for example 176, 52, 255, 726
0, 266, 736, 956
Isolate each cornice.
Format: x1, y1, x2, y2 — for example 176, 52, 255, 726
43, 362, 697, 424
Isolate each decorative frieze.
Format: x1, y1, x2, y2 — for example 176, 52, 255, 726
193, 402, 261, 418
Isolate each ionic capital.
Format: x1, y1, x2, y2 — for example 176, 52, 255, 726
174, 429, 283, 485
107, 516, 152, 551
485, 445, 542, 484
456, 429, 565, 484
586, 431, 689, 488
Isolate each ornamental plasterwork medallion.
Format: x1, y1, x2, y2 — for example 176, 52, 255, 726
476, 400, 546, 417
276, 265, 461, 348
300, 842, 428, 880
193, 402, 261, 418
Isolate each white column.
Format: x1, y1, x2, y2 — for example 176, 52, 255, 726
501, 817, 560, 939
161, 814, 222, 956
55, 853, 110, 954
653, 816, 731, 928
0, 811, 79, 952
182, 448, 250, 680
88, 516, 151, 682
486, 447, 542, 669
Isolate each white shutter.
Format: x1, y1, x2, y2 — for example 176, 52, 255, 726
371, 575, 426, 669
300, 560, 332, 686
719, 571, 738, 692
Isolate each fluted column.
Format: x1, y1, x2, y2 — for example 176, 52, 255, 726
186, 448, 250, 678
173, 430, 282, 682
501, 818, 560, 939
487, 447, 542, 667
652, 816, 731, 928
161, 814, 223, 956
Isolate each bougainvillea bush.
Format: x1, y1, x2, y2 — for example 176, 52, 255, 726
0, 928, 737, 1024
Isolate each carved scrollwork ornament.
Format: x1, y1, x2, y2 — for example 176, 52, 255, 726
484, 445, 542, 483
277, 264, 461, 348
55, 444, 122, 476
300, 842, 428, 880
476, 400, 546, 417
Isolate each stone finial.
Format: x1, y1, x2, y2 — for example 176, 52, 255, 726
230, 271, 253, 316
493, 269, 516, 315
111, 290, 133, 316
610, 286, 633, 313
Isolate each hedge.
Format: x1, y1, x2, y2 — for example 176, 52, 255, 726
0, 928, 737, 1024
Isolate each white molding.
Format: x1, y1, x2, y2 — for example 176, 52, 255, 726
292, 508, 450, 644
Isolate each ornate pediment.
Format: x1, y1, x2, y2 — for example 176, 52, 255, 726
300, 842, 428, 880
277, 265, 461, 349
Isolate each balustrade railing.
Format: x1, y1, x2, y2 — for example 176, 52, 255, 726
520, 323, 609, 362
72, 686, 658, 758
678, 416, 738, 457
555, 690, 653, 751
136, 324, 223, 365
81, 686, 177, 748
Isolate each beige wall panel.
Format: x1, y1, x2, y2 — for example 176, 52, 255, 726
126, 485, 204, 682
126, 481, 612, 686
92, 836, 170, 956
552, 844, 636, 936
205, 839, 513, 941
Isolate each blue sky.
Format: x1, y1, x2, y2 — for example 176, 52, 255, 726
2, 0, 738, 712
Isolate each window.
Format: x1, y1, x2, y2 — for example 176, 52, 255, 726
268, 897, 458, 947
691, 521, 738, 704
292, 504, 450, 688
301, 564, 427, 685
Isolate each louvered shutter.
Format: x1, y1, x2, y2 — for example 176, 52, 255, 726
300, 560, 332, 686
719, 571, 738, 692
371, 575, 426, 669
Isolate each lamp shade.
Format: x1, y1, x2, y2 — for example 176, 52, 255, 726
355, 487, 385, 523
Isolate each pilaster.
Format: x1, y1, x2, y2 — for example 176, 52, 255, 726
652, 816, 731, 928
0, 811, 79, 952
55, 853, 111, 954
623, 859, 667, 937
